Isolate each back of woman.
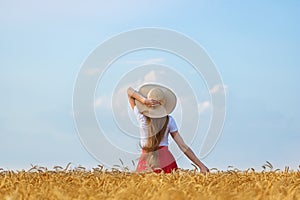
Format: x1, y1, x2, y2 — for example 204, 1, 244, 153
128, 84, 209, 173
134, 106, 178, 173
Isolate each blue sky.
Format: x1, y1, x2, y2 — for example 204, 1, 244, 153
1, 0, 299, 170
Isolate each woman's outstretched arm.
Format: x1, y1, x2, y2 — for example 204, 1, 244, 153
171, 131, 209, 173
127, 87, 160, 109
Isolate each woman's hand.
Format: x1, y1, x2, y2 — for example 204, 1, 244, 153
128, 87, 160, 108
200, 165, 209, 173
144, 99, 161, 107
171, 131, 210, 173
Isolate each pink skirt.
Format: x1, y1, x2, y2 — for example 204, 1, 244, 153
137, 146, 178, 173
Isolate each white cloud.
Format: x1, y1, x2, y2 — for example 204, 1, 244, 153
83, 68, 102, 76
124, 58, 165, 66
119, 70, 162, 89
144, 70, 157, 82
94, 96, 110, 109
198, 101, 211, 113
209, 84, 228, 95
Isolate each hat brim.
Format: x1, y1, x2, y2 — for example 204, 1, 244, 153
135, 84, 177, 118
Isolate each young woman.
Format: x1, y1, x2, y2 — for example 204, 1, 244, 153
127, 84, 209, 173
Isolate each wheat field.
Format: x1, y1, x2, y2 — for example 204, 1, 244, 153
0, 163, 299, 200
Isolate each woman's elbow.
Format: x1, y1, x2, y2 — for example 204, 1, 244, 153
127, 87, 135, 97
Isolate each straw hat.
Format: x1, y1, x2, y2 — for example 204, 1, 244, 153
135, 84, 177, 118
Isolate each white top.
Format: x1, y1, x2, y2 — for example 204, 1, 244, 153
134, 106, 178, 147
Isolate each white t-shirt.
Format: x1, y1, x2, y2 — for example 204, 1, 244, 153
134, 106, 178, 147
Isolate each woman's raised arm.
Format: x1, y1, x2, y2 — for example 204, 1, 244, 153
127, 87, 160, 109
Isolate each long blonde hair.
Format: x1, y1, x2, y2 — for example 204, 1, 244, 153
140, 116, 169, 170
142, 116, 169, 153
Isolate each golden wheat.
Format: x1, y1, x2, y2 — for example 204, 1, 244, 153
0, 164, 299, 200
